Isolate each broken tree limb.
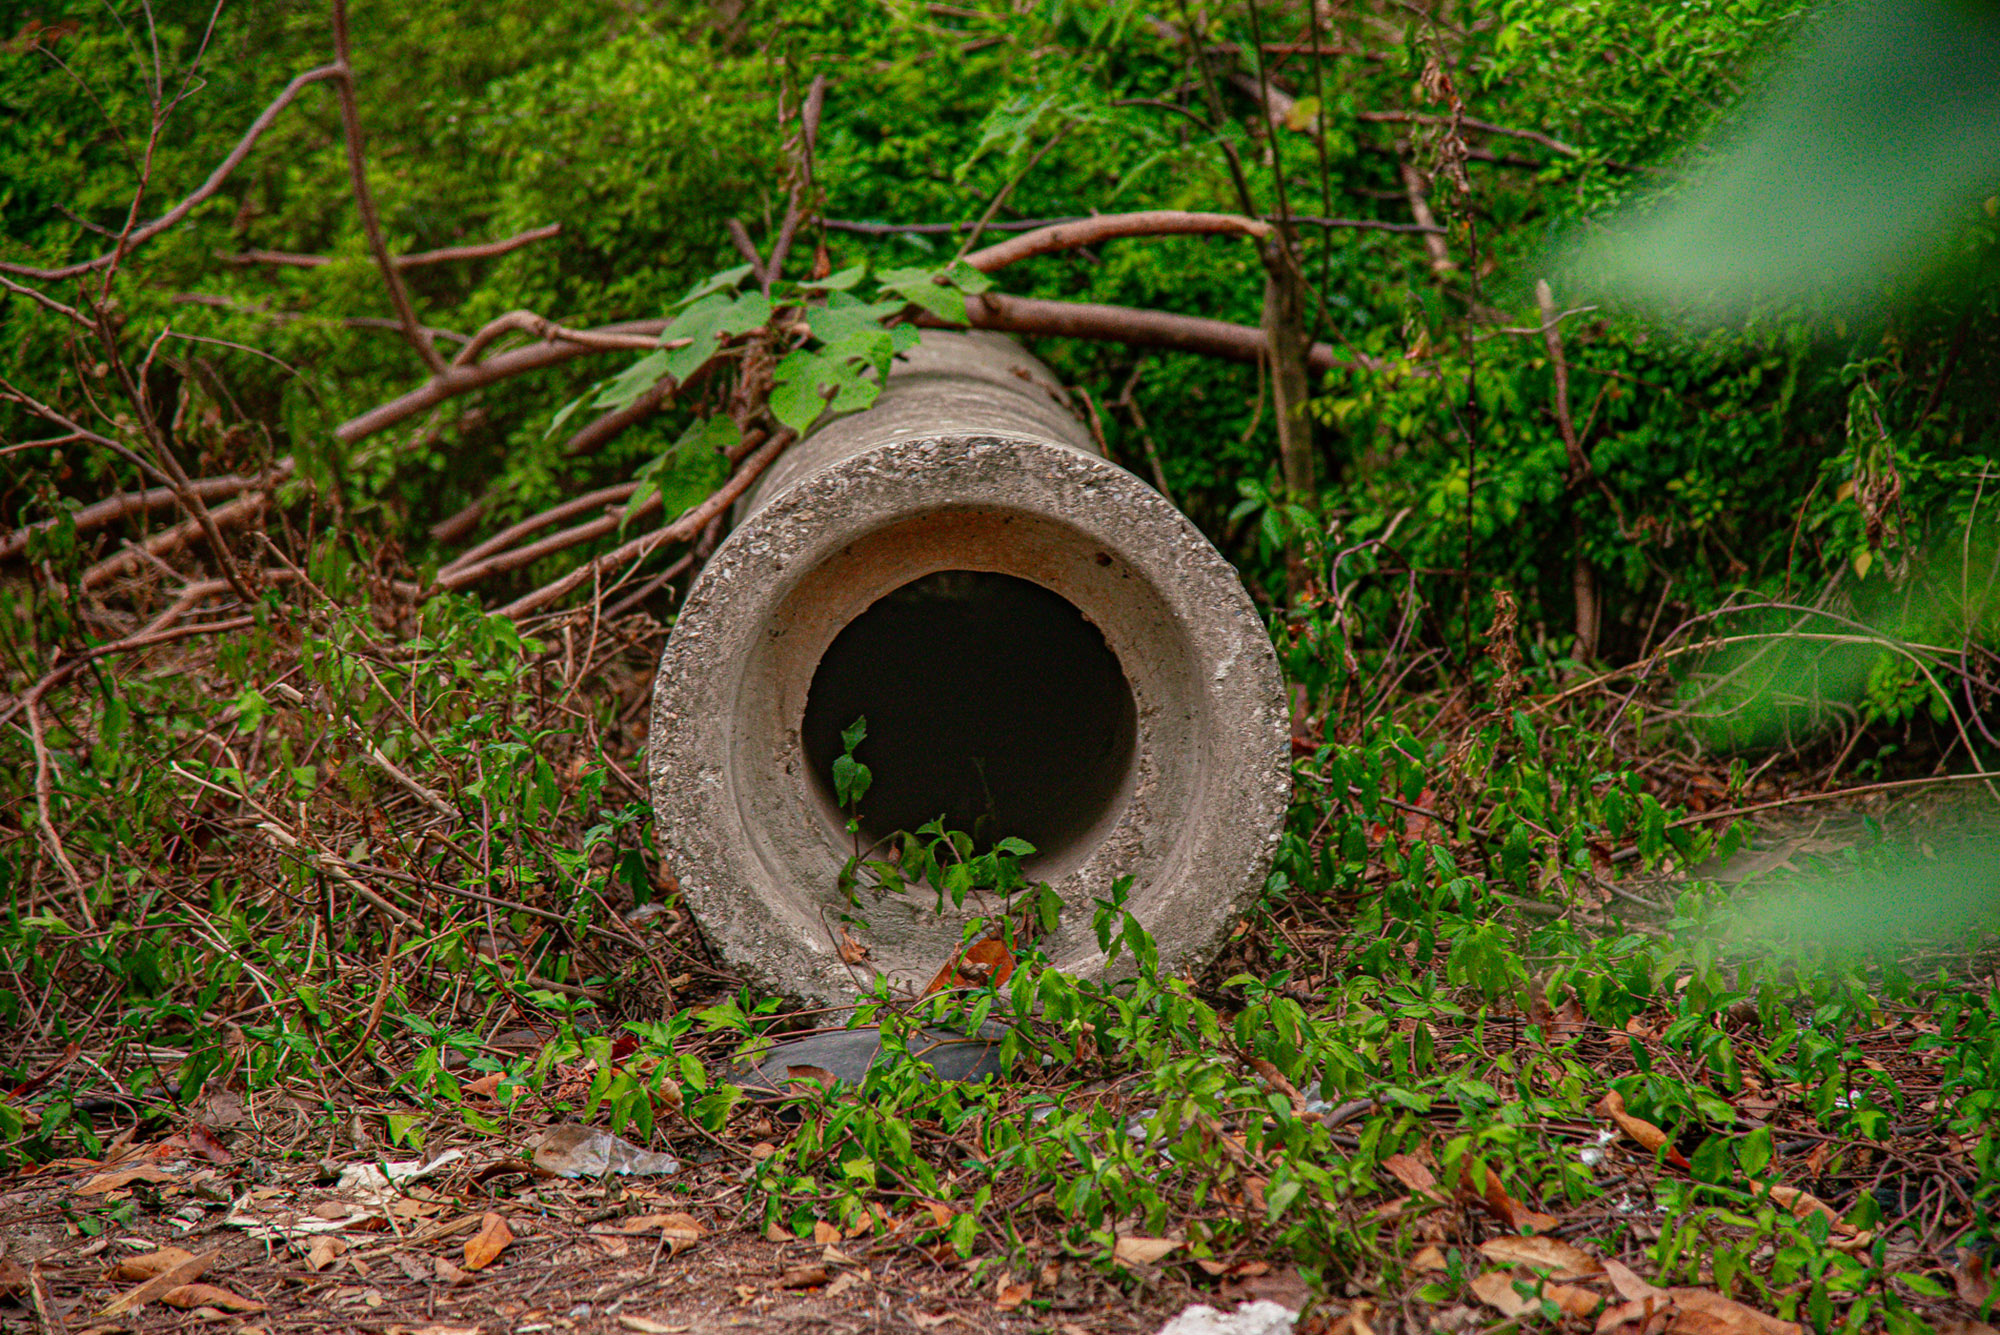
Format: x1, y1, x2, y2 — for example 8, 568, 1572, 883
0, 459, 294, 561
496, 429, 792, 619
339, 296, 1355, 449
963, 210, 1272, 273
1537, 278, 1600, 662
218, 221, 561, 270
959, 293, 1349, 374
329, 0, 445, 377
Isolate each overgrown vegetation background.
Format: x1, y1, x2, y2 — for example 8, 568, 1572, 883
2, 1, 1999, 1331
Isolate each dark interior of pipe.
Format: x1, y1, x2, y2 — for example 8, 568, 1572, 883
802, 571, 1137, 860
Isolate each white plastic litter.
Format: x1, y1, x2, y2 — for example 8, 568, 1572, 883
1155, 1301, 1298, 1335
335, 1148, 468, 1196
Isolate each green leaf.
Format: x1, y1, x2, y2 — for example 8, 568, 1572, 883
875, 266, 971, 326
670, 263, 755, 309
663, 292, 773, 384
841, 716, 868, 752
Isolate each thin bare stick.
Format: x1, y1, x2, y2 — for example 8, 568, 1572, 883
0, 273, 89, 326
1538, 278, 1599, 661
28, 696, 90, 922
726, 219, 770, 288
81, 487, 270, 590
436, 490, 648, 591
829, 214, 1439, 236
964, 211, 1271, 273
0, 64, 345, 281
218, 221, 562, 270
498, 430, 791, 618
956, 293, 1349, 373
91, 310, 259, 604
334, 317, 669, 442
328, 0, 446, 376
452, 309, 674, 368
439, 482, 641, 577
765, 73, 828, 286
0, 459, 292, 561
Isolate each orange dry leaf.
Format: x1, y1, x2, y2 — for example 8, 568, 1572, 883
1381, 1153, 1444, 1201
79, 1165, 177, 1195
814, 1220, 843, 1246
1599, 1090, 1692, 1169
112, 1246, 198, 1281
921, 935, 1016, 996
777, 1264, 831, 1289
996, 1279, 1034, 1309
1472, 1269, 1600, 1320
1459, 1160, 1558, 1232
462, 1212, 513, 1271
1667, 1287, 1803, 1335
158, 1283, 266, 1313
101, 1246, 218, 1316
1479, 1236, 1603, 1281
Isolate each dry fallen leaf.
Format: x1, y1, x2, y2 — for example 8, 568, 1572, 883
1480, 1235, 1604, 1281
112, 1245, 199, 1281
1381, 1153, 1444, 1201
1668, 1287, 1803, 1335
304, 1237, 347, 1273
461, 1212, 513, 1271
101, 1246, 218, 1315
433, 1256, 471, 1286
1600, 1090, 1692, 1170
159, 1282, 267, 1313
814, 1220, 844, 1246
1411, 1245, 1449, 1273
1955, 1250, 1993, 1307
764, 1222, 792, 1243
617, 1317, 692, 1334
1473, 1269, 1600, 1320
1461, 1161, 1559, 1233
777, 1263, 831, 1289
80, 1165, 177, 1195
824, 1271, 861, 1299
1602, 1257, 1669, 1304
996, 1278, 1034, 1309
837, 925, 872, 964
1113, 1235, 1181, 1267
783, 1064, 837, 1089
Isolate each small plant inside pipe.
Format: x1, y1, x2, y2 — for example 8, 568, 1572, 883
831, 715, 1062, 949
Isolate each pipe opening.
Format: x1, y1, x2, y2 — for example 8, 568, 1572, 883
801, 570, 1137, 860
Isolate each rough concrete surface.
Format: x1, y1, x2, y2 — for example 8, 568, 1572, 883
651, 331, 1289, 1009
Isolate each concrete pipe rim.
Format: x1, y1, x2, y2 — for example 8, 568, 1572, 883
649, 433, 1290, 1010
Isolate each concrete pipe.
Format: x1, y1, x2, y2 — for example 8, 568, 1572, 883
649, 331, 1289, 1010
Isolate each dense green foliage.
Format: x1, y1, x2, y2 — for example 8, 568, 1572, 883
7, 0, 1995, 681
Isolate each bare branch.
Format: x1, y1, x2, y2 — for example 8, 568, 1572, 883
496, 429, 792, 619
829, 214, 1441, 237
957, 292, 1350, 374
0, 64, 345, 281
0, 274, 89, 326
333, 317, 669, 444
452, 310, 676, 368
217, 221, 563, 270
963, 211, 1272, 273
329, 1, 446, 375
438, 482, 641, 580
0, 459, 294, 561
